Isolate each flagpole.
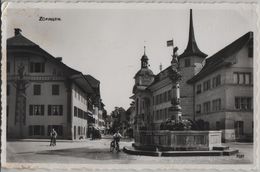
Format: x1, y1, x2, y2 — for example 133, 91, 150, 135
172, 38, 174, 57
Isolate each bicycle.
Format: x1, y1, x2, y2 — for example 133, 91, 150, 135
110, 140, 120, 152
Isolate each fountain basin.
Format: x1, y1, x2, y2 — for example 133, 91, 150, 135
134, 130, 222, 151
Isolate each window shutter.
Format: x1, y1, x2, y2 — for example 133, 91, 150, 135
59, 105, 63, 116
41, 105, 44, 116
41, 63, 45, 73
60, 126, 63, 136
29, 105, 33, 116
48, 105, 51, 116
29, 126, 33, 136
30, 63, 34, 72
41, 126, 45, 136
48, 125, 51, 135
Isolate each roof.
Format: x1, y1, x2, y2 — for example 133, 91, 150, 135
7, 33, 39, 47
147, 66, 177, 89
134, 68, 154, 79
7, 29, 96, 95
187, 31, 253, 84
179, 9, 207, 59
141, 53, 148, 61
7, 33, 80, 76
84, 75, 100, 88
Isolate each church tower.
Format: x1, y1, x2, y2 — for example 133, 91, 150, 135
132, 47, 154, 131
178, 9, 207, 120
134, 46, 154, 88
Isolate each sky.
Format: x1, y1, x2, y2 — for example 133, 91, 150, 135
3, 3, 257, 113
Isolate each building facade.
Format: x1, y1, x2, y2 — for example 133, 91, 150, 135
7, 28, 104, 140
188, 31, 253, 141
131, 10, 253, 142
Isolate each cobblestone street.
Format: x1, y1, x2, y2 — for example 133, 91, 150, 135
6, 137, 253, 164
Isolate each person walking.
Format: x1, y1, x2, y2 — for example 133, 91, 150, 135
50, 128, 58, 146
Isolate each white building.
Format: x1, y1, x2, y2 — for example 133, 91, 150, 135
7, 28, 100, 140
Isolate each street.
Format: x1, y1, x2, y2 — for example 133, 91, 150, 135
6, 137, 253, 164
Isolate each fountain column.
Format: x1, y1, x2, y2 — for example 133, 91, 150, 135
169, 47, 182, 122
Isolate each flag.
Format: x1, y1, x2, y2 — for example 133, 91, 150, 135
167, 40, 173, 47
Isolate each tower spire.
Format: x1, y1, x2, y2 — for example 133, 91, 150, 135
141, 46, 149, 68
179, 9, 207, 59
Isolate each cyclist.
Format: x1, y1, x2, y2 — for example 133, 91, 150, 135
113, 130, 122, 151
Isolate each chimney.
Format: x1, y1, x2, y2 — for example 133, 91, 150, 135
14, 28, 22, 36
56, 57, 62, 62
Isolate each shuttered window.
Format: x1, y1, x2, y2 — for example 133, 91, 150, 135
29, 105, 44, 116
48, 105, 63, 116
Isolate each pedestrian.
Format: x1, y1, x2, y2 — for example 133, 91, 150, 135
50, 128, 58, 146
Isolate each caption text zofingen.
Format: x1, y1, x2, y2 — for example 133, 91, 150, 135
39, 17, 61, 21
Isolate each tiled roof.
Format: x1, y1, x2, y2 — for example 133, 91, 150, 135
187, 31, 253, 84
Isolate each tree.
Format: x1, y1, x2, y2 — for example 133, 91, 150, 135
110, 107, 126, 133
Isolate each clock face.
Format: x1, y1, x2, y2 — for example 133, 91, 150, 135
140, 75, 152, 85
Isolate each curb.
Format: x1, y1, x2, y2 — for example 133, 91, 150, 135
123, 146, 239, 157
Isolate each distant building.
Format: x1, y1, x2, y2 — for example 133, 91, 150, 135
84, 75, 106, 131
131, 10, 253, 142
7, 28, 104, 140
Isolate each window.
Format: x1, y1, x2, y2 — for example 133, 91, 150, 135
160, 109, 163, 120
74, 106, 78, 117
164, 92, 167, 102
78, 126, 80, 135
52, 84, 60, 95
203, 80, 211, 91
167, 90, 172, 101
212, 75, 221, 88
29, 105, 44, 116
196, 84, 201, 94
33, 84, 41, 95
235, 97, 252, 110
48, 125, 63, 136
204, 122, 210, 130
196, 104, 201, 114
184, 58, 191, 67
216, 121, 221, 130
234, 121, 244, 136
156, 110, 159, 120
233, 72, 252, 85
30, 62, 45, 73
164, 108, 168, 120
48, 105, 63, 116
212, 99, 221, 112
203, 101, 211, 113
29, 125, 45, 136
7, 62, 10, 73
78, 109, 83, 118
7, 84, 10, 96
53, 68, 57, 75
